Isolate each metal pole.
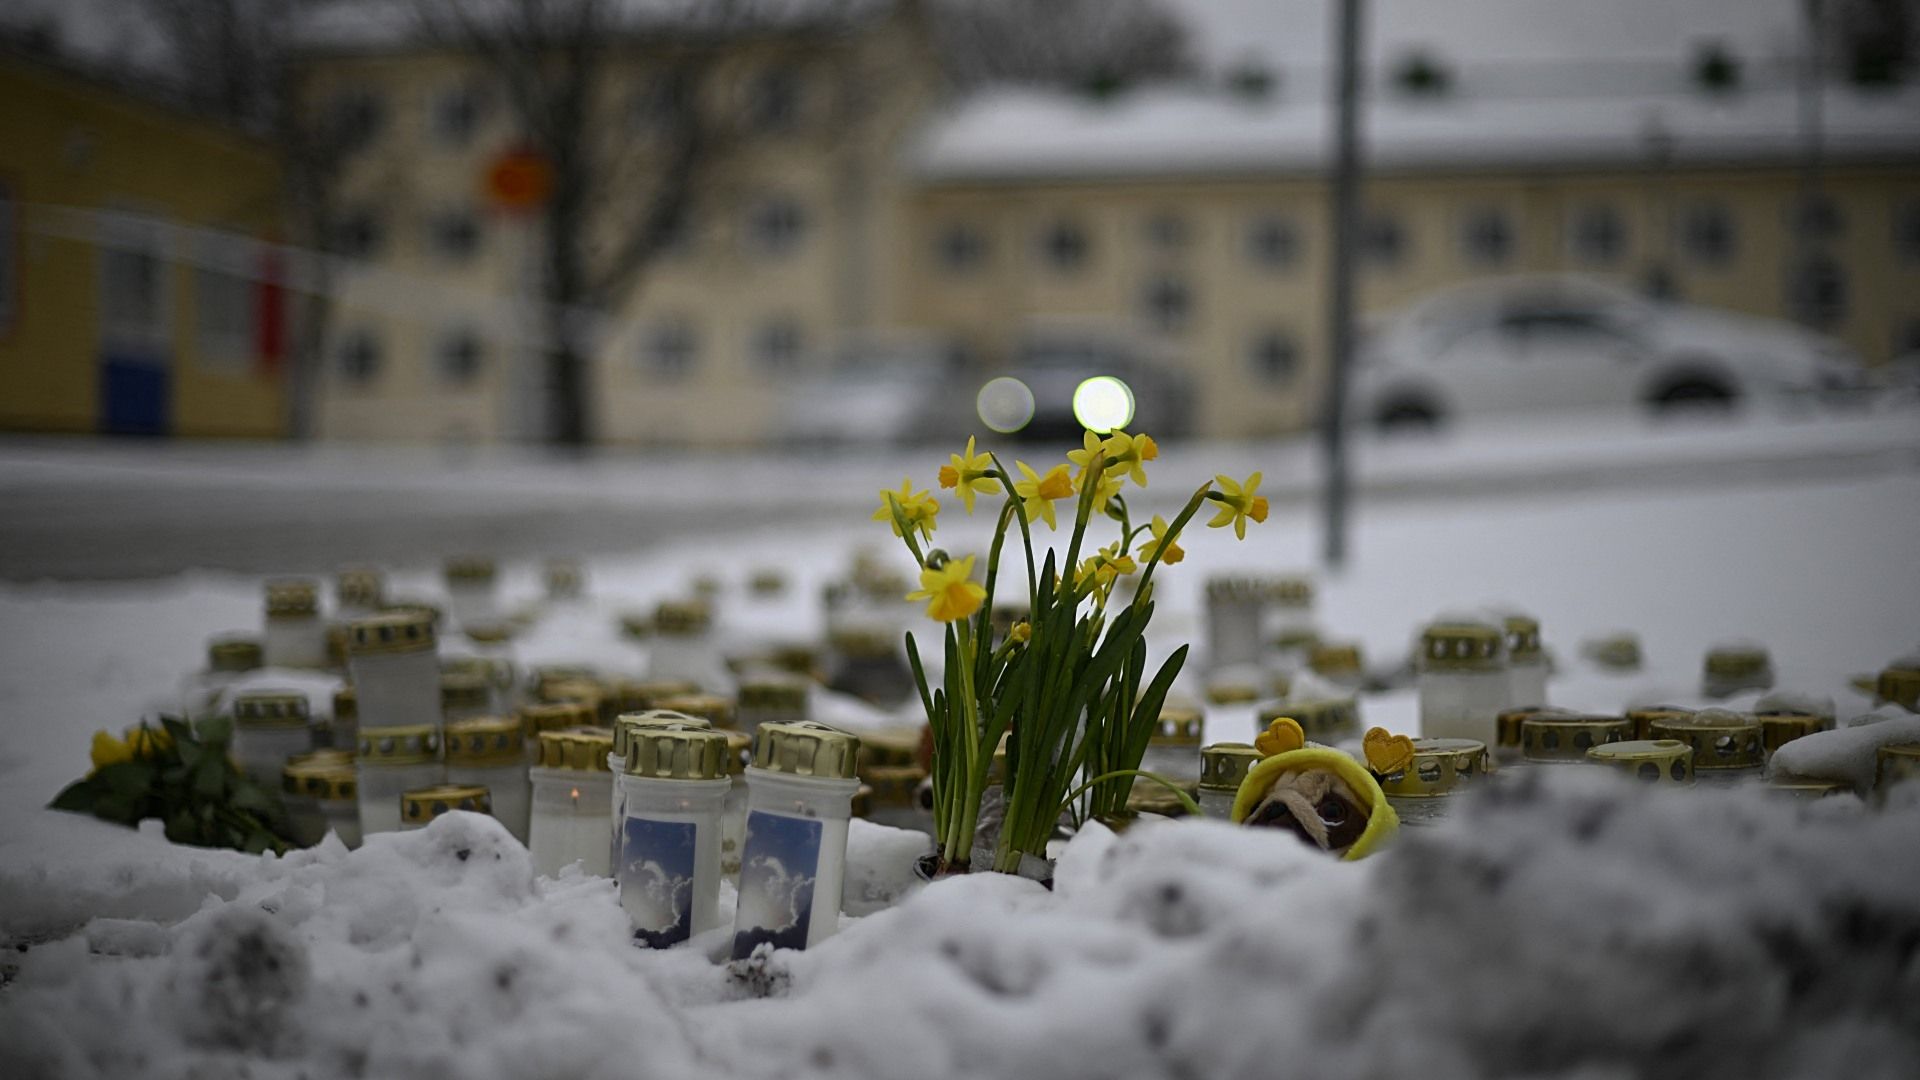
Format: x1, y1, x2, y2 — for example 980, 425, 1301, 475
1320, 0, 1365, 569
1793, 0, 1827, 326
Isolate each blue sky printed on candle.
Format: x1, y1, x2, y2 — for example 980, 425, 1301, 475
621, 816, 696, 949
731, 811, 820, 960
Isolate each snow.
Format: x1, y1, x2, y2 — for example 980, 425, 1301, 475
2, 422, 1919, 1077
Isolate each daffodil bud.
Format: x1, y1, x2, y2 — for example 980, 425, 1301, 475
924, 549, 951, 571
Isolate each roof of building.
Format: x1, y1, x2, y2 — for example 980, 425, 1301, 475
909, 82, 1920, 182
294, 0, 892, 55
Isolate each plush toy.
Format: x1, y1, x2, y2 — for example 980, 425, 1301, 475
1231, 717, 1402, 860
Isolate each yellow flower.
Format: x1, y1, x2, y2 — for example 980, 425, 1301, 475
1011, 460, 1074, 530
873, 477, 940, 541
1067, 429, 1105, 475
125, 724, 173, 758
90, 730, 133, 771
1207, 472, 1270, 540
1074, 542, 1138, 596
1008, 621, 1031, 644
936, 436, 1002, 515
1136, 514, 1185, 566
1100, 430, 1156, 487
907, 555, 987, 623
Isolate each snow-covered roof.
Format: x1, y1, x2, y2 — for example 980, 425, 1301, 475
295, 0, 891, 54
910, 84, 1920, 182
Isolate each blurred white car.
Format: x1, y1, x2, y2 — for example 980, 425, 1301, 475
776, 333, 970, 447
1349, 276, 1870, 429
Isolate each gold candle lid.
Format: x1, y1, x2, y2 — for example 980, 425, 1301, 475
381, 599, 444, 629
1586, 739, 1694, 784
1205, 574, 1312, 605
232, 691, 311, 728
1646, 708, 1763, 770
1877, 667, 1920, 711
856, 726, 923, 772
1151, 705, 1204, 746
1583, 632, 1642, 671
655, 692, 735, 729
1503, 615, 1542, 662
615, 709, 714, 757
738, 674, 810, 710
1757, 713, 1830, 755
1520, 714, 1632, 764
1767, 778, 1854, 800
864, 764, 928, 807
1197, 742, 1262, 792
264, 578, 319, 617
463, 621, 514, 645
1626, 704, 1694, 741
332, 685, 357, 721
723, 729, 754, 775
208, 635, 263, 673
1205, 680, 1261, 706
440, 671, 493, 713
1308, 641, 1364, 678
829, 627, 897, 660
444, 714, 524, 766
443, 555, 496, 583
283, 752, 358, 800
1419, 622, 1506, 672
346, 611, 437, 656
544, 557, 584, 598
1257, 697, 1359, 742
1875, 743, 1920, 792
1704, 643, 1771, 679
1497, 706, 1575, 749
401, 783, 491, 825
1378, 737, 1488, 798
335, 567, 385, 610
618, 611, 652, 640
626, 724, 729, 780
654, 598, 711, 636
535, 727, 615, 771
608, 677, 699, 714
519, 701, 599, 740
357, 724, 441, 764
748, 567, 787, 595
751, 721, 861, 780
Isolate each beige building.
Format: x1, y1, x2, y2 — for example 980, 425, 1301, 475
296, 14, 1920, 445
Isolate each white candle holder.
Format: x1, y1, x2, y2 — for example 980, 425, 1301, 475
355, 724, 443, 836
445, 714, 530, 843
345, 611, 441, 731
528, 728, 615, 877
1197, 742, 1261, 820
443, 555, 498, 632
262, 579, 328, 670
230, 690, 315, 790
1416, 620, 1510, 745
1503, 614, 1549, 709
282, 750, 359, 848
731, 721, 862, 959
619, 722, 731, 948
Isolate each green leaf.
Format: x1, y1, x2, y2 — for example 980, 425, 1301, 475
48, 777, 99, 812
195, 713, 234, 748
193, 753, 227, 799
96, 761, 157, 800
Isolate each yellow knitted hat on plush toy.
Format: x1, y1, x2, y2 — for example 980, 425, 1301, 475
1231, 718, 1401, 861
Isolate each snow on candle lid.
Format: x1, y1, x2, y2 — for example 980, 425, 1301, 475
357, 724, 441, 763
401, 784, 491, 826
264, 579, 319, 617
443, 555, 496, 583
207, 634, 263, 673
751, 721, 861, 780
1876, 744, 1920, 793
1878, 667, 1920, 711
335, 567, 384, 609
1520, 714, 1632, 764
1646, 708, 1763, 770
445, 715, 523, 766
346, 611, 437, 655
1376, 738, 1487, 798
1198, 742, 1262, 792
1586, 739, 1695, 784
654, 692, 735, 730
1418, 621, 1507, 671
625, 724, 728, 781
232, 690, 311, 728
1152, 704, 1204, 746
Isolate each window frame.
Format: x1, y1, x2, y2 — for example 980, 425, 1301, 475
1247, 328, 1301, 386
336, 327, 383, 386
1567, 202, 1627, 265
745, 195, 806, 258
642, 318, 699, 379
1245, 213, 1301, 271
1140, 274, 1194, 335
1037, 217, 1091, 274
1679, 200, 1738, 267
1457, 205, 1514, 267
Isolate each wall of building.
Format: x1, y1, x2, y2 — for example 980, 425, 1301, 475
0, 56, 286, 438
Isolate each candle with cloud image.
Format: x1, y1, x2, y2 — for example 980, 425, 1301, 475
730, 721, 861, 959
616, 722, 729, 948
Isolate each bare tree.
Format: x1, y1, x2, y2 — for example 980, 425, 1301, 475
929, 0, 1192, 95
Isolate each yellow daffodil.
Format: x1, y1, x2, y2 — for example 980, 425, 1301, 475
1011, 461, 1074, 530
1136, 514, 1186, 566
1100, 430, 1157, 487
1207, 472, 1270, 540
1074, 542, 1138, 596
127, 724, 172, 758
907, 555, 987, 623
873, 477, 940, 541
1008, 621, 1031, 644
90, 730, 133, 771
1066, 429, 1104, 475
936, 436, 1002, 514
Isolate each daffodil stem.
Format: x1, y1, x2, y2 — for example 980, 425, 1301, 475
1133, 485, 1211, 603
1059, 769, 1201, 819
944, 620, 985, 866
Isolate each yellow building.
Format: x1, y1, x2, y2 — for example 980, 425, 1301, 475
0, 49, 288, 437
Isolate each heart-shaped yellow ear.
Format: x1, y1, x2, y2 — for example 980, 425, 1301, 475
1363, 727, 1415, 775
1255, 716, 1305, 758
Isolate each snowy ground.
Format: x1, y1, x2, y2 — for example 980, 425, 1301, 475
2, 412, 1919, 1078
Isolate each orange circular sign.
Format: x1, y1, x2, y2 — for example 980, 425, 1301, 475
485, 149, 553, 213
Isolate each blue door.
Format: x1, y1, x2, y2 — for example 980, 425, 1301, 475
99, 350, 170, 436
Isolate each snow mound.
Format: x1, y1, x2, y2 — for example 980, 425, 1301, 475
1770, 713, 1920, 789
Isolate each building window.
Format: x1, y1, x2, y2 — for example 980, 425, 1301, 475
100, 243, 166, 348
1680, 201, 1737, 266
1787, 257, 1848, 331
1141, 275, 1192, 334
1039, 218, 1090, 273
337, 329, 382, 385
1144, 211, 1190, 252
329, 89, 385, 152
1248, 329, 1299, 385
746, 196, 805, 257
934, 222, 987, 274
1360, 211, 1407, 269
436, 328, 484, 385
1896, 201, 1920, 265
195, 267, 254, 374
1569, 204, 1626, 264
1246, 215, 1300, 270
644, 319, 698, 378
1458, 207, 1513, 266
631, 70, 691, 132
431, 82, 485, 147
331, 209, 383, 259
748, 66, 802, 133
427, 209, 481, 262
1788, 194, 1843, 241
754, 317, 803, 371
